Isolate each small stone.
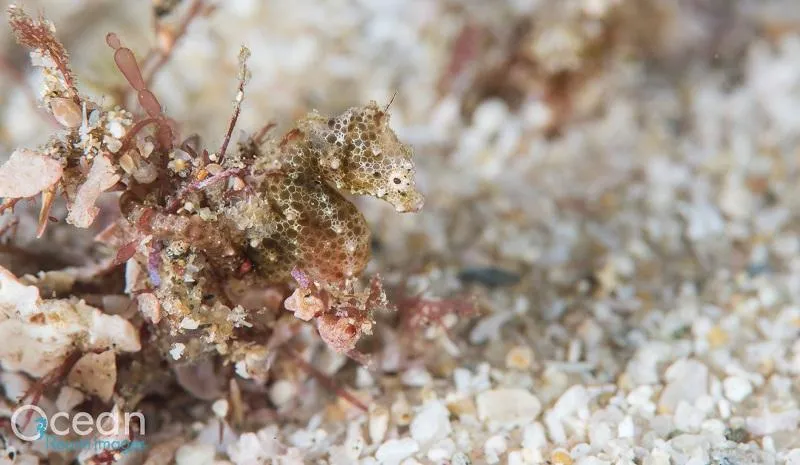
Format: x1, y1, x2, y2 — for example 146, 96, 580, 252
230, 176, 246, 191
473, 99, 509, 134
551, 449, 573, 465
618, 415, 635, 438
595, 260, 618, 296
785, 448, 800, 465
720, 176, 753, 220
356, 366, 375, 388
108, 120, 126, 138
284, 288, 325, 321
723, 376, 753, 403
174, 443, 215, 465
375, 438, 419, 465
119, 152, 136, 174
133, 162, 158, 184
104, 136, 122, 153
508, 450, 524, 465
589, 422, 612, 448
658, 359, 709, 413
446, 397, 477, 416
576, 458, 611, 465
392, 394, 412, 426
55, 386, 85, 412
458, 267, 520, 287
706, 326, 728, 348
169, 343, 185, 360
212, 399, 229, 418
401, 367, 432, 387
179, 317, 199, 330
269, 380, 297, 407
138, 293, 161, 323
551, 385, 589, 419
505, 345, 534, 370
522, 422, 547, 451
476, 388, 542, 427
50, 97, 82, 128
426, 438, 456, 462
724, 427, 750, 443
410, 401, 451, 448
484, 434, 507, 461
400, 459, 423, 465
673, 401, 704, 432
746, 409, 800, 436
644, 448, 671, 465
369, 406, 390, 444
205, 163, 223, 175
330, 422, 365, 463
469, 311, 514, 344
67, 350, 116, 402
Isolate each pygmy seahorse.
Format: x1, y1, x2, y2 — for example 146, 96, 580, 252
250, 101, 424, 283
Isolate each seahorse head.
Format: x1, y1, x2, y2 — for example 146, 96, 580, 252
300, 101, 424, 213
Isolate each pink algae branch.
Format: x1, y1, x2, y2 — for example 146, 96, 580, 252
7, 5, 78, 97
106, 32, 173, 150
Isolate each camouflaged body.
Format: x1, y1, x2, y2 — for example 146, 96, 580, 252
250, 101, 423, 283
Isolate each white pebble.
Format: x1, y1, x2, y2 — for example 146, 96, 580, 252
410, 401, 451, 448
618, 415, 635, 438
108, 120, 126, 138
375, 438, 419, 465
673, 401, 705, 432
723, 376, 753, 403
55, 386, 85, 412
212, 398, 229, 418
484, 434, 507, 461
658, 359, 709, 413
180, 317, 200, 330
400, 459, 423, 465
401, 367, 432, 387
551, 385, 589, 420
370, 406, 390, 444
175, 443, 215, 465
356, 366, 375, 388
589, 422, 612, 449
469, 311, 514, 344
522, 100, 553, 130
522, 422, 547, 451
426, 438, 456, 461
50, 97, 82, 128
269, 380, 296, 407
169, 343, 185, 360
508, 450, 525, 465
785, 448, 800, 465
472, 99, 509, 134
476, 388, 542, 427
577, 457, 611, 465
746, 409, 800, 436
644, 448, 671, 465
